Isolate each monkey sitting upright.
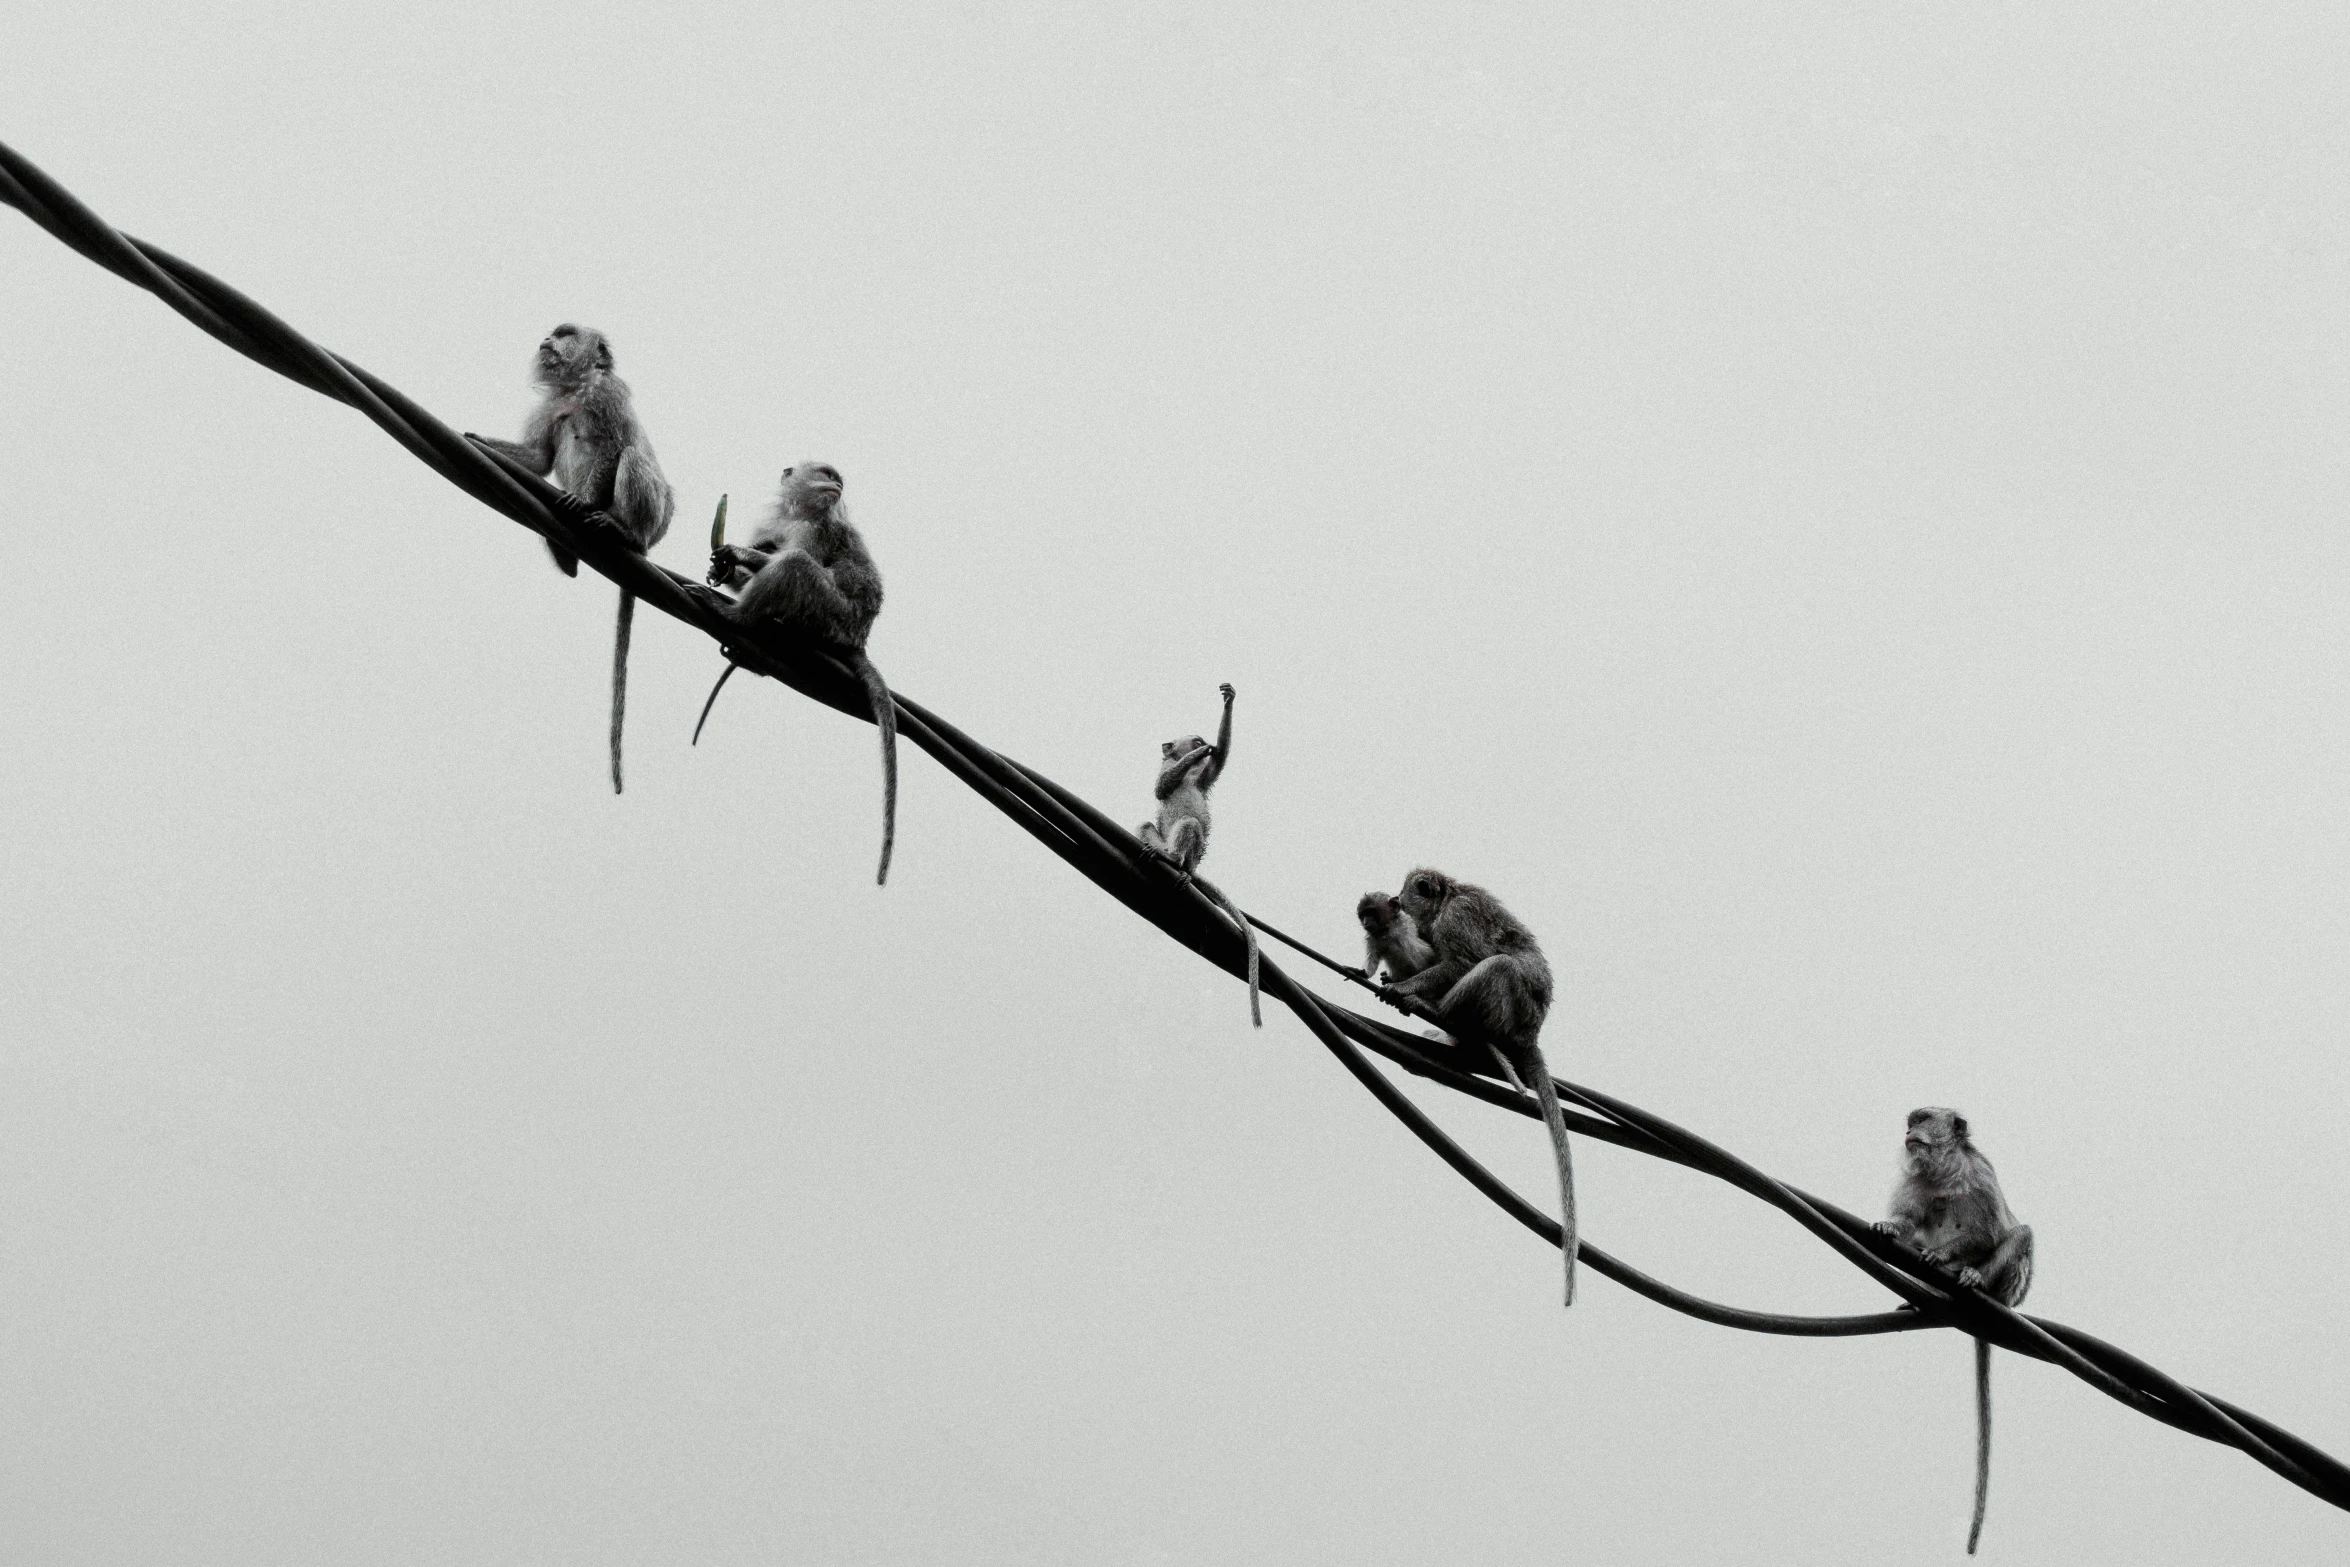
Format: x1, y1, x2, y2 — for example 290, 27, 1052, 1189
1377, 869, 1578, 1307
1139, 683, 1260, 1026
1873, 1107, 2035, 1555
701, 462, 899, 885
1356, 892, 1453, 1048
467, 324, 675, 795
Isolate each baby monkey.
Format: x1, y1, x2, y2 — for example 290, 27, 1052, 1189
704, 462, 898, 885
467, 323, 675, 794
1874, 1107, 2036, 1555
1139, 683, 1260, 1026
1370, 870, 1577, 1306
1357, 892, 1437, 990
1357, 892, 1455, 1049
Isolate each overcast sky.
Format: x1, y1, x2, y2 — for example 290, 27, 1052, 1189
7, 4, 2350, 1563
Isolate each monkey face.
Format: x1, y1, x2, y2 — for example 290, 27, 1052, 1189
535, 324, 611, 385
1161, 734, 1210, 765
1356, 892, 1399, 935
779, 463, 846, 513
1904, 1107, 1968, 1152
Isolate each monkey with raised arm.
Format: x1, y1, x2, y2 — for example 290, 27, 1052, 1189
703, 462, 898, 885
1382, 869, 1577, 1307
466, 324, 675, 794
1873, 1107, 2035, 1555
1138, 683, 1260, 1026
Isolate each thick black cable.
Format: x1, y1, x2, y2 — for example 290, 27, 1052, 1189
5, 135, 2344, 1518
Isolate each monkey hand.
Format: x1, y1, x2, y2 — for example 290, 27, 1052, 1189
709, 544, 760, 586
1917, 1246, 1952, 1268
1219, 682, 1235, 702
1953, 1266, 1986, 1290
1870, 1221, 1904, 1239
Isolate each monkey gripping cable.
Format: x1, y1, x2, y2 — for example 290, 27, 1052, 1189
5, 135, 2348, 1524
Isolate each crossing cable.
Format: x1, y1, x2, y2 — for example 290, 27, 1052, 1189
5, 136, 2347, 1522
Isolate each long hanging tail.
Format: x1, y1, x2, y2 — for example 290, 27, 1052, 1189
1196, 880, 1262, 1027
854, 655, 897, 885
1969, 1338, 1994, 1554
691, 662, 737, 745
1526, 1048, 1579, 1308
609, 589, 635, 794
1238, 907, 1260, 1026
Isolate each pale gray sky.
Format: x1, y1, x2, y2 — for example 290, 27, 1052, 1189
6, 4, 2350, 1562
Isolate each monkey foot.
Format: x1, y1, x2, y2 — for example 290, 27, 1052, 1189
679, 581, 739, 620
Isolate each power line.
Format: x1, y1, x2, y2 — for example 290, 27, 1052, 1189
4, 135, 2344, 1526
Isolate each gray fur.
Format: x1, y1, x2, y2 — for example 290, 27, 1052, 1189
1357, 891, 1438, 985
1386, 868, 1576, 1307
1138, 685, 1259, 1026
1873, 1107, 2036, 1555
470, 324, 675, 794
708, 464, 897, 885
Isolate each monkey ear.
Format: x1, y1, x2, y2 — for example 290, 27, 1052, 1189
595, 341, 614, 369
1952, 1114, 1970, 1138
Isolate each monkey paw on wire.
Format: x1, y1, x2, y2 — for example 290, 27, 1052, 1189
533, 486, 631, 550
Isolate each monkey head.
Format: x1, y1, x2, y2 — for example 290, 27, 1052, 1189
1396, 867, 1456, 930
1358, 891, 1436, 979
532, 323, 613, 388
778, 462, 846, 518
1902, 1107, 1973, 1171
1160, 733, 1212, 767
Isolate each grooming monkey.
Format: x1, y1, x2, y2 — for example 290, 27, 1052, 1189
704, 463, 898, 885
1873, 1107, 2036, 1555
1375, 869, 1577, 1306
466, 324, 675, 794
1138, 683, 1261, 1026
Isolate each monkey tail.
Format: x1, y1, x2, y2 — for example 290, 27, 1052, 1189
609, 589, 635, 794
1240, 911, 1260, 1026
1525, 1048, 1578, 1308
1969, 1337, 1993, 1554
1222, 889, 1262, 1026
1192, 878, 1262, 1026
854, 654, 898, 886
691, 662, 737, 746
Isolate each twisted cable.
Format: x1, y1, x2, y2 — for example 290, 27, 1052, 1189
5, 136, 2344, 1520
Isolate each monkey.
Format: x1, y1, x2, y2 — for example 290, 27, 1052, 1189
1137, 683, 1260, 1026
1356, 892, 1458, 1049
703, 462, 898, 885
1872, 1107, 2036, 1555
1379, 868, 1577, 1307
465, 324, 674, 795
1357, 891, 1437, 985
